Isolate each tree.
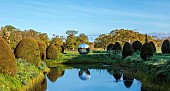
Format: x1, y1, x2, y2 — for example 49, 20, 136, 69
66, 34, 76, 50
76, 33, 89, 48
66, 30, 78, 36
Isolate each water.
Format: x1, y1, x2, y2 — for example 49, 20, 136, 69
44, 67, 142, 91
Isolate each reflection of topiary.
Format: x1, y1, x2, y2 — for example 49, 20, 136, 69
123, 75, 134, 88
0, 37, 17, 76
107, 43, 114, 51
113, 42, 122, 51
140, 43, 154, 60
47, 68, 65, 82
46, 44, 60, 60
15, 38, 41, 67
149, 41, 156, 53
161, 40, 170, 53
122, 42, 134, 58
132, 41, 142, 52
38, 41, 46, 61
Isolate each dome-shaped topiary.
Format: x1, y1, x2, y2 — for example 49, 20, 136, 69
0, 37, 17, 76
122, 42, 134, 58
107, 43, 114, 51
161, 40, 170, 53
132, 41, 142, 52
46, 44, 60, 60
15, 38, 41, 67
38, 41, 47, 61
113, 42, 122, 51
140, 42, 154, 60
149, 41, 156, 53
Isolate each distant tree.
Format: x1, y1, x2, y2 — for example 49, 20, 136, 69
66, 34, 76, 50
76, 33, 89, 48
66, 30, 78, 36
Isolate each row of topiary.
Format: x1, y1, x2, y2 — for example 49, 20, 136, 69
0, 37, 64, 76
107, 39, 169, 60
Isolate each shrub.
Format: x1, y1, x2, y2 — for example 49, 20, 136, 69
140, 42, 154, 60
149, 41, 156, 53
107, 43, 114, 51
113, 42, 122, 51
132, 41, 142, 52
0, 37, 17, 76
38, 41, 46, 61
122, 42, 134, 58
14, 38, 41, 67
61, 46, 64, 53
46, 44, 60, 60
161, 40, 170, 53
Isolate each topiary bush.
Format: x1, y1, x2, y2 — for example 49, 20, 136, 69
161, 40, 170, 53
132, 41, 142, 52
38, 41, 46, 61
46, 44, 60, 60
107, 43, 114, 51
113, 42, 122, 51
0, 37, 17, 76
61, 45, 64, 53
122, 42, 134, 58
14, 38, 41, 67
140, 42, 154, 60
149, 41, 156, 53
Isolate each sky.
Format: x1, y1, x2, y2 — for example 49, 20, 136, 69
0, 0, 170, 39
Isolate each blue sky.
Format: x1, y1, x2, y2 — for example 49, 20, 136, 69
0, 0, 170, 38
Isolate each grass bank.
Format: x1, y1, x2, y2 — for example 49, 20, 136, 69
0, 59, 49, 91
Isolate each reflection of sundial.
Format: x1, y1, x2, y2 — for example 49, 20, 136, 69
78, 69, 91, 80
78, 44, 90, 54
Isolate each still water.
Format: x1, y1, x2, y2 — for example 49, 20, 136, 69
44, 67, 142, 91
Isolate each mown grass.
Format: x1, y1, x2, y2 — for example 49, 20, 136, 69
0, 59, 48, 91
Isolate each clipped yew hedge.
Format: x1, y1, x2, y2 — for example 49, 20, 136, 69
122, 42, 134, 58
0, 37, 17, 76
15, 38, 41, 67
132, 41, 142, 52
46, 44, 60, 60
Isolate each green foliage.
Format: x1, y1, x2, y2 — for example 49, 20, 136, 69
66, 30, 78, 36
122, 42, 134, 58
46, 44, 60, 60
76, 33, 90, 48
140, 42, 154, 60
38, 41, 46, 61
66, 34, 76, 50
14, 38, 41, 67
132, 41, 142, 52
161, 39, 170, 53
0, 37, 17, 76
0, 59, 46, 91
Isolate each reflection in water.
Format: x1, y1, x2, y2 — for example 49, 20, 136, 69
41, 77, 47, 91
107, 68, 123, 82
78, 69, 91, 80
123, 75, 134, 88
47, 67, 65, 82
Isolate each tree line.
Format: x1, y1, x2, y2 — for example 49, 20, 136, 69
0, 25, 163, 50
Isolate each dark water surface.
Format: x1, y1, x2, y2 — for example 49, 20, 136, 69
45, 67, 142, 91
